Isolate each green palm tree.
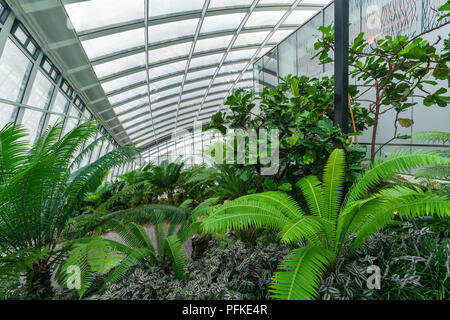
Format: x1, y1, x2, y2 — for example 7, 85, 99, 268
0, 122, 182, 297
201, 149, 450, 300
150, 160, 185, 204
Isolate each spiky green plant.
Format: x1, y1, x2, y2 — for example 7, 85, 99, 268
57, 198, 218, 298
0, 121, 156, 297
150, 159, 185, 204
202, 149, 450, 300
412, 131, 450, 180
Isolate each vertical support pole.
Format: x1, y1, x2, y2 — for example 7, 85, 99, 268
334, 0, 349, 134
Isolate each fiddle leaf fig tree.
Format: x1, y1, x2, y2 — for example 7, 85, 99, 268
313, 4, 450, 163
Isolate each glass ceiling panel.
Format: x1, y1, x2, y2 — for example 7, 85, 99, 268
186, 67, 217, 81
149, 42, 192, 64
62, 0, 329, 149
200, 13, 246, 34
234, 31, 270, 47
194, 35, 233, 54
150, 61, 187, 79
283, 9, 318, 25
152, 96, 179, 110
189, 53, 224, 69
94, 52, 145, 79
183, 79, 211, 92
182, 89, 206, 101
102, 71, 146, 93
150, 75, 184, 91
65, 0, 144, 32
151, 87, 181, 102
269, 29, 294, 43
81, 28, 145, 59
209, 0, 254, 9
149, 19, 199, 44
225, 48, 257, 62
118, 109, 149, 122
148, 0, 205, 18
109, 85, 147, 105
245, 11, 286, 28
114, 97, 149, 114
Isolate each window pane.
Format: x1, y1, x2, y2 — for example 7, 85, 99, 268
149, 19, 199, 44
0, 103, 17, 129
21, 108, 44, 144
51, 91, 69, 113
25, 71, 55, 110
0, 39, 33, 102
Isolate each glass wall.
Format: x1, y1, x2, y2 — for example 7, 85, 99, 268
253, 0, 450, 155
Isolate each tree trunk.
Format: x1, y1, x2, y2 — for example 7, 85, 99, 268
167, 192, 174, 205
26, 260, 53, 299
370, 98, 381, 164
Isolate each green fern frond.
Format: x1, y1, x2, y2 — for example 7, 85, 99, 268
322, 149, 346, 223
0, 123, 29, 184
269, 246, 335, 300
201, 199, 292, 234
164, 235, 187, 280
279, 216, 328, 246
296, 176, 325, 218
412, 131, 450, 144
344, 151, 450, 207
415, 165, 449, 180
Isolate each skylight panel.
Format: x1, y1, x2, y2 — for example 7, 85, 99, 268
194, 35, 233, 54
101, 71, 146, 93
183, 79, 211, 92
152, 96, 179, 110
108, 85, 147, 105
186, 67, 217, 81
200, 13, 246, 34
283, 9, 317, 25
118, 109, 149, 122
234, 31, 270, 47
148, 18, 199, 44
225, 48, 257, 62
151, 87, 181, 102
209, 0, 254, 9
148, 0, 205, 18
81, 28, 145, 59
114, 97, 149, 114
150, 75, 184, 91
189, 53, 224, 69
65, 0, 144, 33
150, 60, 187, 79
269, 29, 294, 43
149, 42, 192, 64
94, 52, 145, 79
182, 90, 206, 101
245, 11, 285, 28
218, 63, 247, 74
209, 84, 231, 94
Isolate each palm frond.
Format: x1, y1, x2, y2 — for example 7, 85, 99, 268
344, 151, 450, 207
412, 131, 450, 144
322, 149, 346, 222
279, 216, 328, 246
269, 246, 335, 300
0, 123, 29, 184
296, 176, 325, 218
163, 235, 187, 280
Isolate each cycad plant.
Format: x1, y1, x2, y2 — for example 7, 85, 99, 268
202, 149, 450, 300
0, 121, 173, 298
57, 197, 218, 298
150, 159, 184, 204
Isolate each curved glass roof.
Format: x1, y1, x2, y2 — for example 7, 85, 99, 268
62, 0, 330, 149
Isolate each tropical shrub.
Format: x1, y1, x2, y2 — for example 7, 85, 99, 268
201, 149, 450, 299
314, 4, 450, 163
205, 78, 368, 181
